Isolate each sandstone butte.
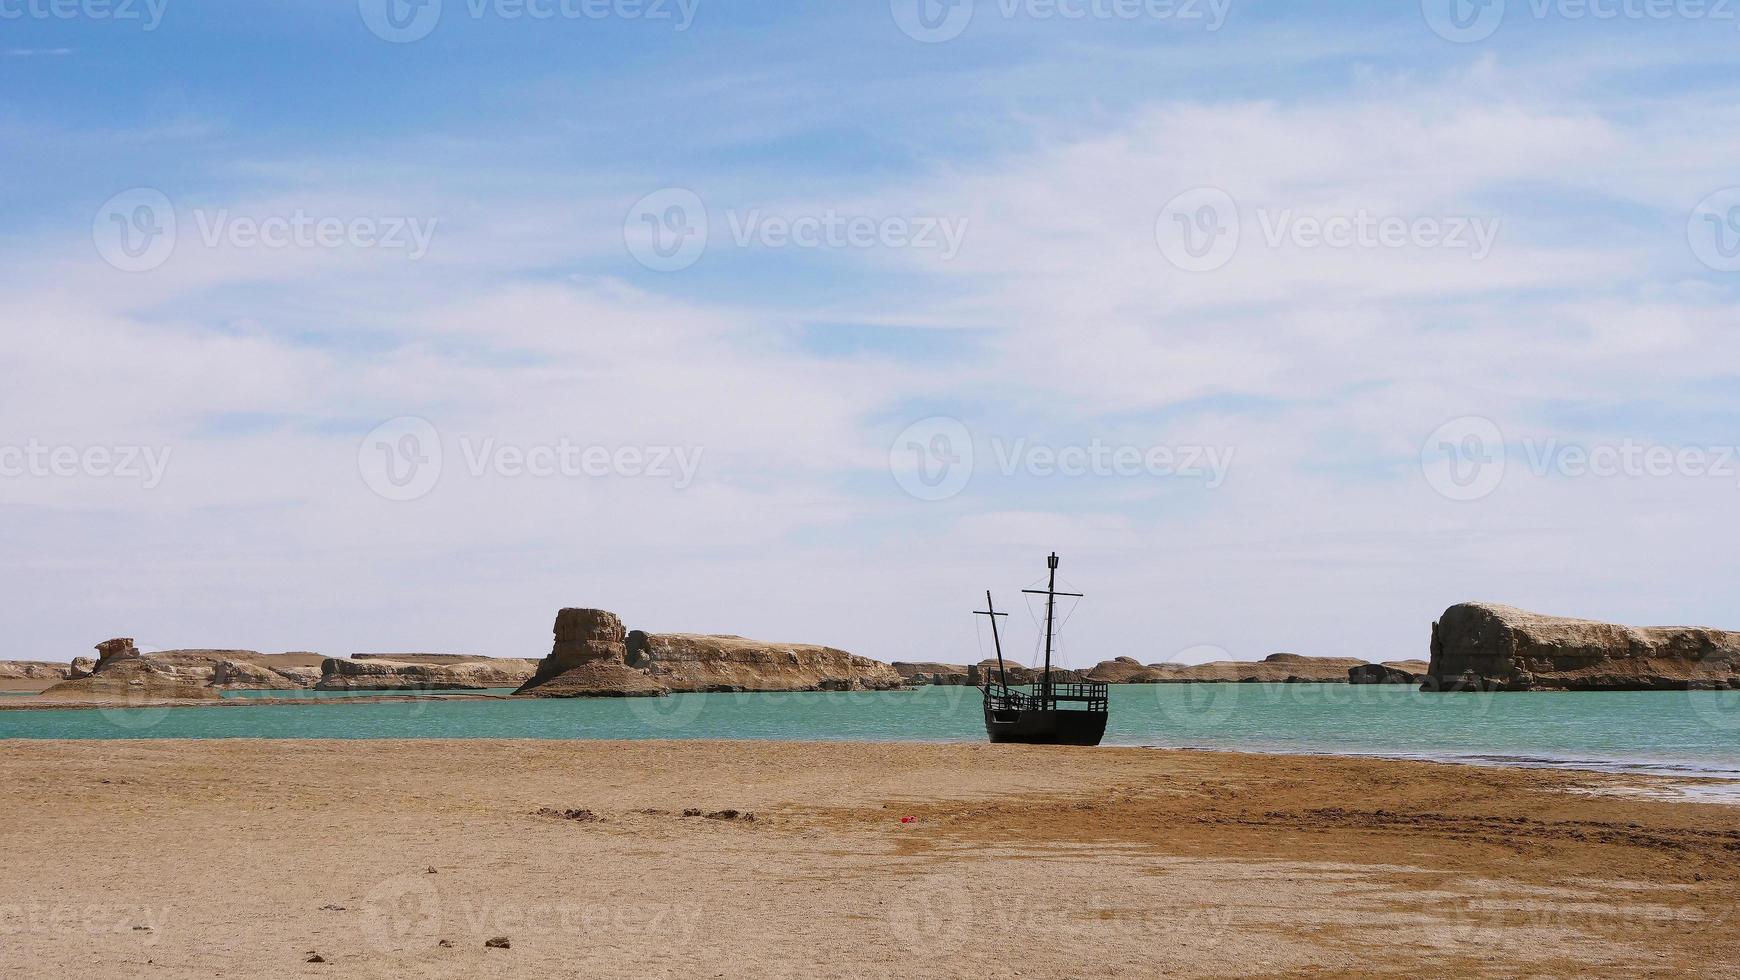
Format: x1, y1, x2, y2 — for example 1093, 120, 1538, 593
1423, 601, 1740, 692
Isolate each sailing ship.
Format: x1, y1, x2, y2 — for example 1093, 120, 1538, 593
976, 552, 1109, 746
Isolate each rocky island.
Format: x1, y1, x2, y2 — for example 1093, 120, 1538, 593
1423, 602, 1740, 691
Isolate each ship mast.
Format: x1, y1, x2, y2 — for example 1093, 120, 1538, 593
973, 591, 1010, 692
1022, 552, 1081, 702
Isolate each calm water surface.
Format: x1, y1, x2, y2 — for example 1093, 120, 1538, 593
4, 685, 1739, 779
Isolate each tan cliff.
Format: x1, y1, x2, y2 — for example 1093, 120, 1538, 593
1424, 602, 1740, 692
629, 631, 903, 693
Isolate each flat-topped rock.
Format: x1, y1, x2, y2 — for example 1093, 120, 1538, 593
1086, 655, 1367, 684
317, 657, 538, 690
633, 633, 903, 692
1424, 602, 1740, 692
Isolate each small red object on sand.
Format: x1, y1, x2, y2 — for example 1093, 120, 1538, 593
900, 815, 915, 823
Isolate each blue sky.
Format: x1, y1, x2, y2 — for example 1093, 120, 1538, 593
4, 0, 1740, 666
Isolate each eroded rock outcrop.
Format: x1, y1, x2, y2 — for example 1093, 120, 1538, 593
1349, 661, 1430, 685
632, 633, 903, 692
39, 640, 222, 701
516, 608, 905, 697
514, 609, 665, 698
317, 656, 538, 690
1423, 603, 1740, 692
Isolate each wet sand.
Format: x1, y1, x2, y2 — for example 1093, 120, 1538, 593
2, 740, 1736, 978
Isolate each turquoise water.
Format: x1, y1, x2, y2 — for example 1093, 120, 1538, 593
4, 685, 1739, 779
217, 687, 519, 699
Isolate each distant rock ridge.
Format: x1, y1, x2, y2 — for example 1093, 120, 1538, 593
1424, 602, 1740, 692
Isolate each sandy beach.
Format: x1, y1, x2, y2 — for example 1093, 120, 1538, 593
2, 741, 1736, 978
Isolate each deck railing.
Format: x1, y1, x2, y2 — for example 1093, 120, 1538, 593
983, 680, 1108, 712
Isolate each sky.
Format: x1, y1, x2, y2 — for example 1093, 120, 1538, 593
3, 0, 1739, 668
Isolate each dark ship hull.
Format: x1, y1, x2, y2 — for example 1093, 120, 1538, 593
982, 702, 1107, 745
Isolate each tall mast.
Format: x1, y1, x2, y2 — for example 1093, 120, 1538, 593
1023, 552, 1082, 702
973, 591, 1011, 692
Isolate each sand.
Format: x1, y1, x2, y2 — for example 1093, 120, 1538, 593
1, 741, 1737, 978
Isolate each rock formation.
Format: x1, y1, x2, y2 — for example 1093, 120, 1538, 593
317, 656, 538, 690
1084, 653, 1369, 684
95, 637, 140, 663
630, 633, 903, 692
39, 639, 222, 701
513, 609, 665, 698
1423, 602, 1740, 692
892, 662, 971, 685
968, 660, 1088, 686
1349, 661, 1430, 685
515, 608, 907, 697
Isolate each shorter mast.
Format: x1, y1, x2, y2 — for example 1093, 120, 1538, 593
973, 591, 1011, 692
